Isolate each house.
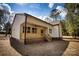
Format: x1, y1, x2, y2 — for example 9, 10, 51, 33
11, 13, 62, 44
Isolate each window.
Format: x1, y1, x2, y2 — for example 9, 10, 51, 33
32, 28, 37, 33
27, 27, 30, 33
41, 29, 44, 36
49, 29, 52, 34
41, 30, 43, 33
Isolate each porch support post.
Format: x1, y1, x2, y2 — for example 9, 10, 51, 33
58, 24, 60, 37
24, 14, 27, 45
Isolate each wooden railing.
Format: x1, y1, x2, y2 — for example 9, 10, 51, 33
45, 33, 52, 42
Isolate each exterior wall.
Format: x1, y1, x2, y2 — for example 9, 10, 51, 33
21, 23, 46, 39
12, 14, 62, 44
12, 14, 25, 40
52, 25, 59, 37
19, 15, 57, 43
20, 23, 47, 43
27, 16, 56, 38
27, 16, 62, 38
27, 16, 53, 29
59, 24, 62, 37
52, 24, 62, 38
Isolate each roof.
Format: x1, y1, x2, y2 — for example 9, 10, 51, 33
12, 13, 60, 27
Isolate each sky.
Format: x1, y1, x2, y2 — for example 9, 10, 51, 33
7, 3, 66, 20
0, 3, 67, 21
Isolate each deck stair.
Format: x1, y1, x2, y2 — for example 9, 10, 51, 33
45, 33, 52, 42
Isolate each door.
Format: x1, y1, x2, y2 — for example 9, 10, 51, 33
40, 28, 46, 38
41, 29, 44, 36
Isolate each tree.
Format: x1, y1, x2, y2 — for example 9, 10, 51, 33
4, 21, 11, 36
50, 9, 61, 21
61, 20, 69, 35
0, 10, 4, 25
64, 3, 79, 37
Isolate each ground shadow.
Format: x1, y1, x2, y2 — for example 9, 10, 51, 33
10, 38, 69, 56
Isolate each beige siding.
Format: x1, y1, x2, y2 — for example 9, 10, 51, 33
20, 15, 57, 43
12, 14, 25, 39
27, 16, 53, 29
20, 23, 46, 42
20, 16, 54, 40
12, 14, 61, 44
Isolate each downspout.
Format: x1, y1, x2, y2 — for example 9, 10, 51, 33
24, 14, 27, 45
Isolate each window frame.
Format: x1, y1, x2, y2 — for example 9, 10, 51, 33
32, 27, 37, 33
27, 27, 31, 33
49, 29, 52, 34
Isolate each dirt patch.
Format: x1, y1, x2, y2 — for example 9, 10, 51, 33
63, 42, 79, 56
0, 36, 21, 56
